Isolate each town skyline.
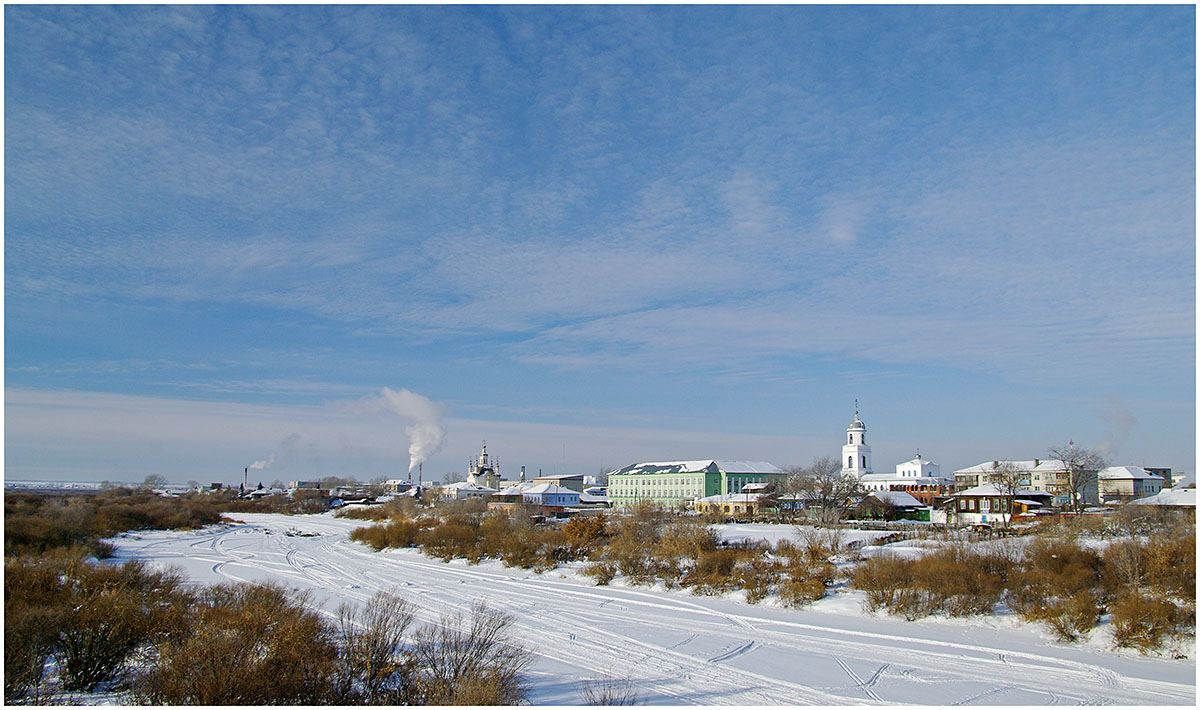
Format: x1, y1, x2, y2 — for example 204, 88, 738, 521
5, 6, 1194, 483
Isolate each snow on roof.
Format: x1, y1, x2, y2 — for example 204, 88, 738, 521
523, 483, 579, 496
579, 492, 608, 503
532, 473, 585, 481
613, 460, 781, 476
860, 472, 951, 483
954, 484, 1048, 498
495, 482, 535, 496
1169, 472, 1195, 489
1099, 466, 1163, 481
1130, 488, 1196, 507
954, 460, 1044, 474
898, 457, 939, 467
696, 493, 763, 504
443, 481, 496, 492
867, 491, 924, 508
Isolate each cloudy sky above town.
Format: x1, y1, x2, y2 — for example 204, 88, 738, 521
5, 5, 1195, 484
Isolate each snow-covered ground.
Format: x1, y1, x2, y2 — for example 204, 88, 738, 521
107, 513, 1195, 706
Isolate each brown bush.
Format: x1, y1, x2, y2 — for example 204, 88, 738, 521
4, 556, 70, 702
582, 561, 617, 585
683, 549, 750, 596
479, 514, 518, 559
420, 520, 484, 563
604, 522, 658, 585
851, 546, 1009, 620
734, 557, 784, 604
350, 518, 425, 551
4, 490, 224, 557
1145, 532, 1196, 601
336, 506, 392, 522
779, 577, 829, 607
137, 582, 338, 704
564, 514, 609, 550
650, 520, 719, 586
1110, 591, 1190, 654
1009, 539, 1103, 639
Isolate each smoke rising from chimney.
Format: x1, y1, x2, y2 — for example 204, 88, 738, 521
1097, 395, 1139, 457
249, 453, 274, 470
361, 387, 448, 473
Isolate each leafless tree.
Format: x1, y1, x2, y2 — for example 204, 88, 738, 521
335, 590, 416, 703
443, 471, 465, 484
1046, 443, 1107, 513
410, 602, 531, 705
785, 456, 862, 525
990, 461, 1026, 528
142, 474, 168, 489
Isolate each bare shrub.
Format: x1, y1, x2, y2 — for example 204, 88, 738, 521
778, 577, 829, 607
795, 525, 845, 561
778, 553, 837, 608
409, 602, 532, 705
1145, 531, 1196, 601
334, 590, 417, 703
851, 546, 1009, 620
683, 549, 751, 596
479, 514, 517, 559
1110, 591, 1189, 654
578, 675, 642, 705
50, 560, 188, 692
350, 518, 424, 550
498, 531, 541, 570
734, 557, 784, 604
421, 520, 483, 563
564, 514, 609, 553
851, 554, 913, 614
336, 506, 392, 522
652, 520, 719, 586
136, 582, 338, 704
582, 561, 617, 585
4, 557, 68, 702
605, 521, 658, 585
1009, 539, 1103, 640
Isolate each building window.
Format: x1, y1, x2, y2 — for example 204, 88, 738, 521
848, 456, 853, 468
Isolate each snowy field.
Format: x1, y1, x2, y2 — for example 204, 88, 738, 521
108, 513, 1195, 706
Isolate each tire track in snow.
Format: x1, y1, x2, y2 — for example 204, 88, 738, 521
111, 514, 1195, 707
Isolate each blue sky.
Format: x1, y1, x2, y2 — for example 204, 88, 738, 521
5, 5, 1195, 484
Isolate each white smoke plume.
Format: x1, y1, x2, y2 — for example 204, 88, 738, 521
1096, 395, 1140, 458
359, 387, 448, 473
249, 453, 274, 470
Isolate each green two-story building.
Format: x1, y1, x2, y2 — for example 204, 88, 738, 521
607, 460, 785, 509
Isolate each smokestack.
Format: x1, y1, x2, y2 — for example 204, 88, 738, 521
244, 467, 248, 489
418, 462, 422, 488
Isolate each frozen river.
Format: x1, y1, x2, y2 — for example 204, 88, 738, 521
109, 513, 1195, 705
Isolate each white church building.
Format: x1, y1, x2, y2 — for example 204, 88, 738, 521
841, 403, 873, 478
841, 404, 952, 505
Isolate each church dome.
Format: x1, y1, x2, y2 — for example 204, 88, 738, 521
847, 417, 865, 431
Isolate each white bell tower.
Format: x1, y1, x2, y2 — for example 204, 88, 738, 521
841, 400, 873, 479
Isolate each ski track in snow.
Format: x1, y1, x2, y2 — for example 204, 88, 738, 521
107, 514, 1196, 706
